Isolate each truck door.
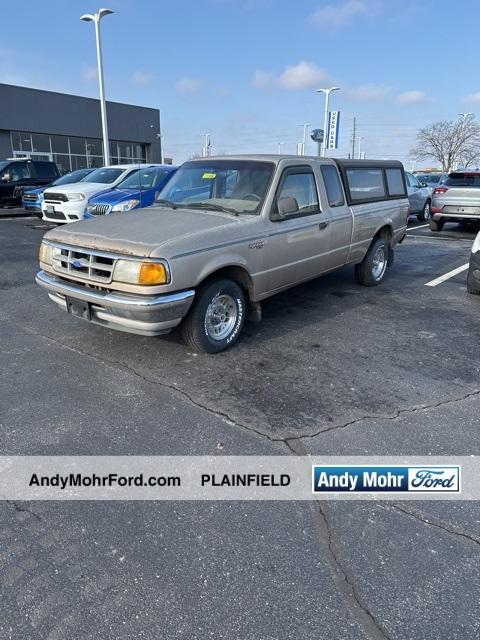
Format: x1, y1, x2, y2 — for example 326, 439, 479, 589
0, 161, 32, 206
265, 164, 350, 292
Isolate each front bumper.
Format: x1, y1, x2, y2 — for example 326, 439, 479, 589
35, 270, 195, 336
22, 201, 42, 211
41, 200, 84, 223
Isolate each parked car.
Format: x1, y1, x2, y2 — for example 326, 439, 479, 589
41, 164, 151, 224
0, 159, 60, 207
405, 171, 432, 222
414, 172, 448, 191
22, 168, 95, 216
84, 165, 178, 218
467, 231, 480, 294
36, 156, 408, 352
430, 169, 480, 232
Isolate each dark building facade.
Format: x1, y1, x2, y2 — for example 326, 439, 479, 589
0, 83, 162, 174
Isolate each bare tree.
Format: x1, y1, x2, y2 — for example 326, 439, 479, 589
410, 115, 480, 171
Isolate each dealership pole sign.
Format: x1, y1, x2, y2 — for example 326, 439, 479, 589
327, 111, 340, 150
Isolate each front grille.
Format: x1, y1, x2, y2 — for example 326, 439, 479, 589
44, 192, 68, 202
23, 194, 38, 202
52, 246, 116, 283
88, 204, 110, 216
46, 210, 66, 220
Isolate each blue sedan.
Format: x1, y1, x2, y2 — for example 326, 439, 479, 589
84, 165, 177, 218
22, 168, 95, 215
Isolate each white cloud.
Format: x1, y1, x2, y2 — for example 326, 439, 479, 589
252, 61, 331, 91
347, 84, 390, 101
464, 92, 480, 104
131, 71, 153, 86
394, 90, 427, 105
252, 70, 274, 88
279, 61, 330, 90
176, 76, 206, 94
81, 65, 97, 82
309, 0, 381, 28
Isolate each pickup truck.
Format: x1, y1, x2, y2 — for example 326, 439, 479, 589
36, 156, 409, 353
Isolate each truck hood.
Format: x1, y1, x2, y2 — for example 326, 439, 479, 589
43, 206, 248, 258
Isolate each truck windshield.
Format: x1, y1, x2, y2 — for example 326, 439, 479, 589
82, 168, 125, 184
157, 160, 274, 214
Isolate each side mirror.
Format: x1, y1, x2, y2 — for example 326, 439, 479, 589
277, 196, 299, 218
1, 173, 11, 182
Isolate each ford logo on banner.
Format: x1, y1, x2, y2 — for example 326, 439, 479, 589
312, 466, 460, 493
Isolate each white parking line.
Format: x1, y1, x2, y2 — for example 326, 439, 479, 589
408, 224, 430, 231
425, 263, 469, 287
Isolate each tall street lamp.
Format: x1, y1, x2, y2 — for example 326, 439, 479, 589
315, 87, 340, 157
81, 8, 114, 166
277, 142, 284, 154
300, 124, 310, 156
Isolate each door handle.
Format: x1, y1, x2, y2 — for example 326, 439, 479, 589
318, 221, 329, 230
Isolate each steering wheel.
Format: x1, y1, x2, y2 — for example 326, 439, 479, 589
241, 193, 261, 202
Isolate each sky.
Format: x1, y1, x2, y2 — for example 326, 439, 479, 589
2, 0, 480, 165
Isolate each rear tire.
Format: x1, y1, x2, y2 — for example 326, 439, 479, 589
355, 237, 389, 286
467, 268, 480, 295
417, 200, 431, 222
429, 219, 444, 232
180, 279, 245, 353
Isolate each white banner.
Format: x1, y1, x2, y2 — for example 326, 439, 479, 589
327, 110, 340, 150
0, 456, 474, 500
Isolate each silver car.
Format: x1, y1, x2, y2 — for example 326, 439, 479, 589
405, 171, 432, 222
430, 169, 480, 232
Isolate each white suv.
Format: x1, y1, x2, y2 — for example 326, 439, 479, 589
41, 165, 148, 223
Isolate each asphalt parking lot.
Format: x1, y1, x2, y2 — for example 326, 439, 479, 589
1, 213, 479, 639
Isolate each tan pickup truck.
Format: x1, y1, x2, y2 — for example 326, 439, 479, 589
37, 156, 408, 352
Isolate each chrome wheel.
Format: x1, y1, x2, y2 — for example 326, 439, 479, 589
372, 246, 387, 281
423, 201, 431, 221
205, 294, 238, 341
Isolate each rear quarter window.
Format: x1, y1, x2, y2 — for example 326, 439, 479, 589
346, 168, 386, 201
386, 168, 406, 196
321, 165, 345, 206
34, 162, 58, 179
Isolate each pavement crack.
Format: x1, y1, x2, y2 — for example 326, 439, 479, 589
283, 389, 480, 442
21, 328, 280, 446
6, 500, 42, 521
385, 504, 480, 548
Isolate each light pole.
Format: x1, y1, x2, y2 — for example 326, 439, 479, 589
300, 124, 310, 156
202, 133, 211, 157
315, 87, 340, 157
277, 142, 284, 154
81, 8, 114, 166
357, 136, 365, 159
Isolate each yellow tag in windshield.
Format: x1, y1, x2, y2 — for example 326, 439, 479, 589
202, 172, 216, 179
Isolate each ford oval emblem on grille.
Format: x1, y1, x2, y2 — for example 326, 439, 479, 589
72, 259, 82, 268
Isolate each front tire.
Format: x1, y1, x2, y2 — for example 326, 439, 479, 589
355, 237, 389, 286
467, 268, 480, 295
429, 219, 444, 232
418, 200, 431, 222
180, 279, 245, 353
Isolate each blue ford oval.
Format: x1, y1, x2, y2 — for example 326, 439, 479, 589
84, 165, 178, 218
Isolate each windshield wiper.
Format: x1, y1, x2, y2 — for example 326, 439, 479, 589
155, 199, 177, 209
182, 202, 240, 216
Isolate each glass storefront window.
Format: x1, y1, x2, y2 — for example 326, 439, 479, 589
86, 139, 103, 157
11, 131, 32, 152
53, 153, 71, 174
50, 135, 69, 154
32, 133, 51, 153
70, 155, 89, 170
69, 137, 86, 155
118, 142, 133, 160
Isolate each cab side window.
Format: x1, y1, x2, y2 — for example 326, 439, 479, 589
8, 162, 30, 182
273, 168, 319, 218
321, 165, 345, 207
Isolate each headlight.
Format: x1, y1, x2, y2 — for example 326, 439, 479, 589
39, 242, 53, 265
112, 199, 140, 212
114, 259, 170, 285
39, 192, 44, 201
67, 193, 86, 201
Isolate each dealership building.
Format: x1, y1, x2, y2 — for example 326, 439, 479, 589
0, 83, 163, 174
